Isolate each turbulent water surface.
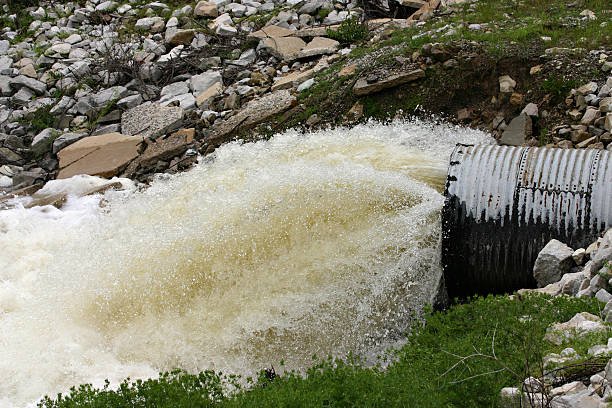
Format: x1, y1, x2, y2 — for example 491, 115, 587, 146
0, 120, 492, 407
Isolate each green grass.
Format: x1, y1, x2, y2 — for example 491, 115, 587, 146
39, 294, 608, 408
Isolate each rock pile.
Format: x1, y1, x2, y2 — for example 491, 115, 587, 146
502, 229, 612, 407
0, 0, 396, 190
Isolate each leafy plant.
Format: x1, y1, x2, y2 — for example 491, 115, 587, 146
327, 17, 368, 44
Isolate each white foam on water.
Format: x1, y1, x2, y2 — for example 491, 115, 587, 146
0, 119, 493, 407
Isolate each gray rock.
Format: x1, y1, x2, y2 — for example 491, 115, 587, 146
533, 239, 574, 287
66, 60, 90, 78
135, 17, 165, 32
10, 75, 47, 95
90, 86, 129, 108
0, 56, 13, 73
0, 40, 9, 55
521, 103, 538, 118
209, 89, 296, 145
189, 71, 223, 95
12, 169, 46, 187
592, 247, 612, 274
595, 289, 612, 304
299, 0, 326, 14
160, 93, 196, 110
12, 87, 35, 105
121, 103, 184, 140
560, 270, 589, 296
95, 0, 116, 11
0, 147, 24, 165
500, 113, 532, 146
160, 81, 190, 100
0, 76, 12, 96
572, 248, 586, 265
31, 128, 61, 152
589, 273, 608, 293
91, 124, 122, 135
117, 94, 143, 109
297, 78, 314, 91
52, 132, 88, 154
50, 96, 76, 115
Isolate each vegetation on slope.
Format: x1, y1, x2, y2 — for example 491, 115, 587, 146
39, 294, 609, 408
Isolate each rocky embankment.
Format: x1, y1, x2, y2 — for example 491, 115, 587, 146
498, 229, 612, 407
0, 0, 610, 196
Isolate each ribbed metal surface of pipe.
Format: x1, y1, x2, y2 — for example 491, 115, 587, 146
442, 145, 612, 299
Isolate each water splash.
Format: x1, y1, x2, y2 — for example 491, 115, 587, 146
0, 119, 493, 407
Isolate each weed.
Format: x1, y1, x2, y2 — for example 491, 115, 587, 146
327, 17, 368, 44
541, 75, 579, 105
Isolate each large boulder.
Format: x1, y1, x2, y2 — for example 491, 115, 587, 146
121, 103, 184, 140
262, 37, 306, 62
533, 239, 574, 287
57, 133, 144, 179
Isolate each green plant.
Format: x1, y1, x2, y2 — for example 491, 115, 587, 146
316, 8, 331, 21
327, 17, 368, 44
20, 104, 55, 134
39, 294, 606, 408
541, 75, 579, 105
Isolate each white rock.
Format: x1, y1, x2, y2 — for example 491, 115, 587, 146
297, 78, 314, 91
499, 75, 516, 93
0, 175, 11, 188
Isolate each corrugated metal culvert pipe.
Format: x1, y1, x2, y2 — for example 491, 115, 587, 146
441, 145, 612, 300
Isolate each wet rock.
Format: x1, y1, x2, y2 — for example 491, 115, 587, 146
24, 193, 66, 209
123, 128, 194, 176
500, 113, 532, 146
533, 239, 574, 287
353, 69, 425, 96
57, 133, 144, 179
121, 103, 184, 140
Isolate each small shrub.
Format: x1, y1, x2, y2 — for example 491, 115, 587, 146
21, 104, 55, 134
540, 75, 579, 105
327, 17, 368, 44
